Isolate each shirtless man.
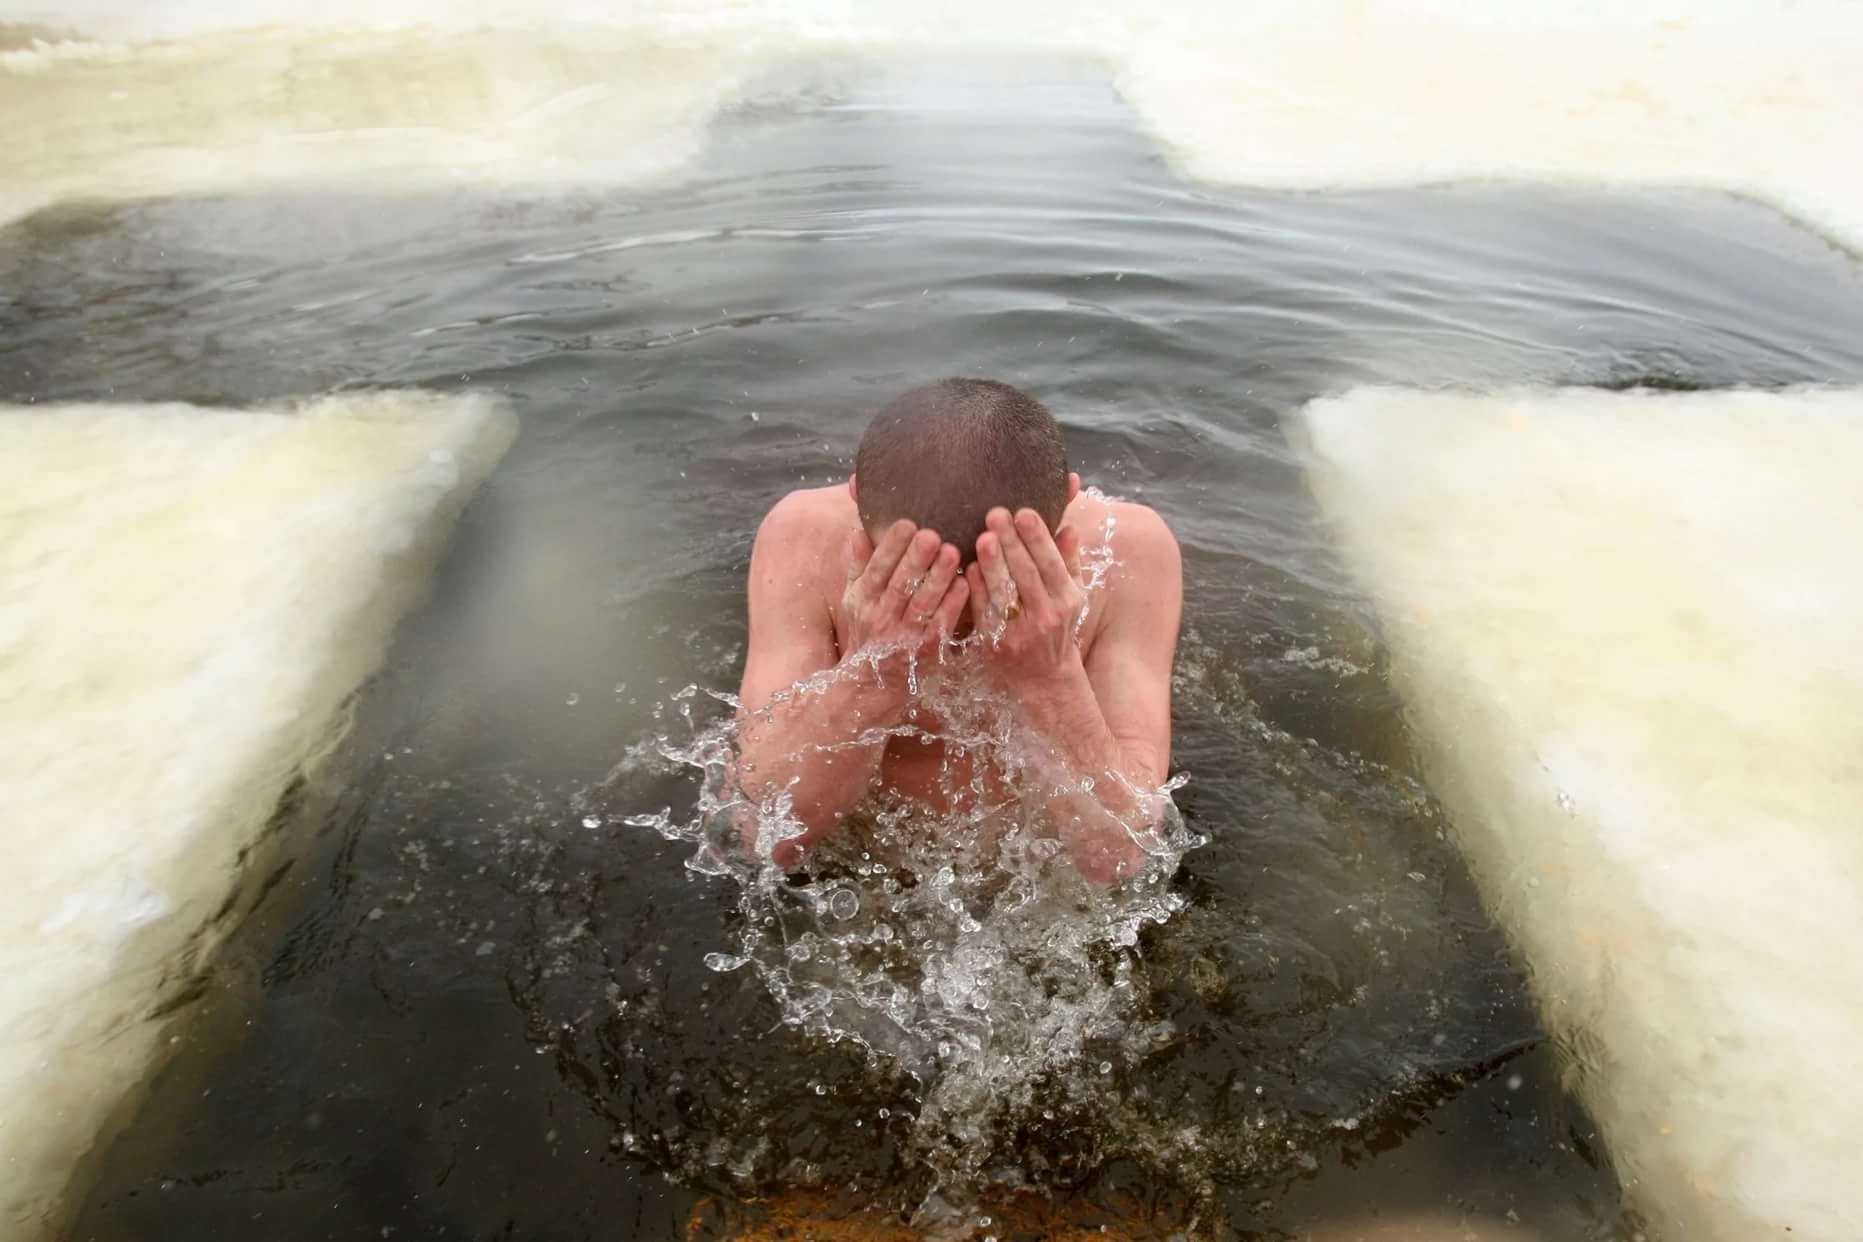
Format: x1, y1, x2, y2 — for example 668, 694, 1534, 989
734, 378, 1183, 882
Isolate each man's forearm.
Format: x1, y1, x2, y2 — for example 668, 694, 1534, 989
736, 660, 907, 850
1016, 660, 1163, 882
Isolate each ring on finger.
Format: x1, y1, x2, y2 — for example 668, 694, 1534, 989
1002, 598, 1023, 621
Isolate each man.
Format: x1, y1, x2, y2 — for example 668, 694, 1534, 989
734, 378, 1182, 882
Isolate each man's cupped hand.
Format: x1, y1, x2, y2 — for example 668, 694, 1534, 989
840, 519, 970, 674
966, 506, 1089, 693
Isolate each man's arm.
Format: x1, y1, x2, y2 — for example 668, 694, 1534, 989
968, 505, 1182, 882
734, 500, 966, 862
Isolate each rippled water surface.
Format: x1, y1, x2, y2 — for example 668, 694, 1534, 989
12, 61, 1862, 1240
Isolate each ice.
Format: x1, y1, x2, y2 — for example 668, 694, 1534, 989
1297, 385, 1863, 1242
0, 391, 514, 1236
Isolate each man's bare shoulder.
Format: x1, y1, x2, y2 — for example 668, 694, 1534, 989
752, 485, 857, 588
758, 484, 855, 538
1108, 499, 1178, 553
1102, 501, 1182, 613
756, 485, 856, 560
1065, 495, 1180, 583
1061, 493, 1180, 652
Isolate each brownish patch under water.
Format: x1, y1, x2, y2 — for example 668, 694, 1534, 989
687, 1188, 1194, 1241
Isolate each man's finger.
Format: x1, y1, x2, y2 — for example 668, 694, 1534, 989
906, 542, 960, 624
1014, 508, 1074, 596
976, 526, 1018, 615
845, 527, 874, 582
988, 507, 1049, 615
934, 574, 969, 636
883, 528, 943, 614
1056, 524, 1083, 581
965, 563, 990, 631
856, 519, 917, 600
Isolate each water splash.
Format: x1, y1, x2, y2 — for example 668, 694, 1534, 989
605, 507, 1203, 1229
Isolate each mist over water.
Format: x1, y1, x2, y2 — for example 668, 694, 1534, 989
3, 14, 1861, 1242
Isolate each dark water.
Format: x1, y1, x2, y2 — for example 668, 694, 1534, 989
8, 60, 1862, 1241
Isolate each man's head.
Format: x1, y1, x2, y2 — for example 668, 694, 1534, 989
851, 378, 1075, 564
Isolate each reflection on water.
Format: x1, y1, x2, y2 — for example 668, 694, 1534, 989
11, 61, 1861, 1240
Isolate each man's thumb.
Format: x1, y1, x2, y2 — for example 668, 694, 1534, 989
846, 527, 874, 579
1057, 525, 1083, 580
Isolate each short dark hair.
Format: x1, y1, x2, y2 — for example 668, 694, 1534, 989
854, 378, 1069, 564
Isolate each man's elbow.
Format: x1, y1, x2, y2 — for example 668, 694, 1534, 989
734, 804, 817, 869
1072, 843, 1139, 885
1071, 825, 1159, 885
731, 782, 841, 868
1066, 794, 1166, 885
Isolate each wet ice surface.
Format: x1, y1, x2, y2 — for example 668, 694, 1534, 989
16, 62, 1861, 1241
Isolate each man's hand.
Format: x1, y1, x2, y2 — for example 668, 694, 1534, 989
735, 508, 968, 861
965, 507, 1089, 692
965, 503, 1182, 884
842, 519, 969, 673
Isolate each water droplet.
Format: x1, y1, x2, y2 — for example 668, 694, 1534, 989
564, 692, 580, 706
602, 634, 1214, 1196
581, 815, 601, 829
